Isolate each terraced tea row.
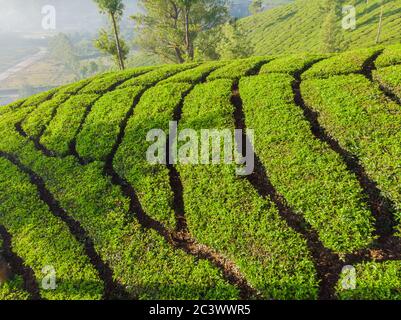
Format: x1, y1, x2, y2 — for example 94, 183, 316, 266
76, 87, 145, 162
0, 233, 30, 300
375, 44, 401, 68
373, 65, 401, 103
302, 48, 381, 79
259, 54, 325, 75
207, 56, 273, 80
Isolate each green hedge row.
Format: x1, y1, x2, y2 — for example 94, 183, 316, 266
0, 274, 30, 300
114, 82, 192, 229
117, 64, 199, 89
375, 43, 401, 68
20, 89, 58, 109
0, 237, 31, 300
177, 79, 318, 299
239, 74, 374, 254
259, 54, 325, 75
0, 88, 56, 117
302, 48, 381, 79
40, 94, 100, 156
80, 66, 156, 94
76, 87, 144, 162
373, 64, 401, 100
22, 94, 71, 138
56, 78, 92, 96
161, 62, 224, 84
0, 99, 26, 117
0, 105, 238, 300
301, 74, 401, 227
337, 261, 401, 300
207, 56, 272, 81
0, 157, 104, 300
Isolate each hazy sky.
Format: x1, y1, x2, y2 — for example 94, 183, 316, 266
0, 0, 270, 34
0, 0, 139, 33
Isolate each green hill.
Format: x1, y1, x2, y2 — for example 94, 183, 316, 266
1, 44, 401, 300
239, 0, 401, 55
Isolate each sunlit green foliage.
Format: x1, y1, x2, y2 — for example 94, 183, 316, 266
239, 0, 401, 55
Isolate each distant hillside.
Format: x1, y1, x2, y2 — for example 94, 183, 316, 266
230, 0, 293, 18
239, 0, 401, 55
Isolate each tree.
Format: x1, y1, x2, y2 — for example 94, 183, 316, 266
216, 21, 254, 59
320, 0, 344, 53
193, 28, 222, 61
249, 0, 263, 15
94, 28, 129, 69
49, 33, 80, 77
375, 0, 389, 44
18, 84, 36, 99
79, 61, 100, 79
93, 0, 127, 69
132, 0, 229, 63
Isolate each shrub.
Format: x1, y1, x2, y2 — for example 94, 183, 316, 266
40, 94, 100, 155
76, 87, 144, 161
207, 56, 273, 81
373, 64, 401, 100
375, 43, 401, 68
302, 48, 381, 79
260, 54, 326, 75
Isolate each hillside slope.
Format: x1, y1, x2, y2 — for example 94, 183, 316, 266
1, 44, 401, 300
239, 0, 401, 55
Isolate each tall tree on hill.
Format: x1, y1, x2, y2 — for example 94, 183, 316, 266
375, 0, 390, 44
93, 0, 127, 70
94, 28, 129, 70
132, 0, 229, 63
49, 33, 80, 78
249, 0, 263, 15
320, 0, 345, 53
216, 21, 254, 59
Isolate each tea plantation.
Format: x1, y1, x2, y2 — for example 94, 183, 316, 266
1, 44, 401, 300
239, 0, 401, 55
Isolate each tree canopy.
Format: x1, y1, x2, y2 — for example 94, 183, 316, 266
132, 0, 229, 63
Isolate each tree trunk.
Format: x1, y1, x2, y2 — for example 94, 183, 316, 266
174, 47, 185, 63
111, 13, 125, 70
184, 8, 193, 61
375, 5, 384, 44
